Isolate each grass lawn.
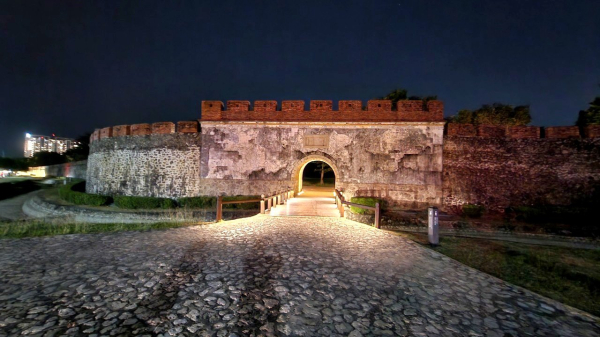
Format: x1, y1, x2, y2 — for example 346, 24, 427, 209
394, 232, 600, 316
302, 177, 335, 187
0, 220, 203, 239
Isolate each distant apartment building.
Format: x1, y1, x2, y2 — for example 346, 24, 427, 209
24, 133, 80, 158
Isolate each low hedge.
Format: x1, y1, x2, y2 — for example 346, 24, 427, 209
350, 197, 382, 214
113, 195, 176, 209
462, 204, 484, 218
178, 196, 216, 208
58, 182, 112, 206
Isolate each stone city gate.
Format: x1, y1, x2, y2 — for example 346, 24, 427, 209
86, 99, 445, 209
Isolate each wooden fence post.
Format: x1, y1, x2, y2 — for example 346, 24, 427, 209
216, 196, 223, 222
260, 195, 265, 214
267, 197, 272, 211
375, 202, 380, 229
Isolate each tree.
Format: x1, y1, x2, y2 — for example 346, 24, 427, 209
448, 103, 531, 126
0, 157, 29, 171
576, 97, 600, 127
376, 88, 438, 110
314, 162, 333, 185
29, 151, 66, 167
64, 132, 91, 162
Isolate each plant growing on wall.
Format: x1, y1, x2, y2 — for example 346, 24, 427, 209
576, 96, 600, 126
376, 88, 438, 110
448, 103, 531, 126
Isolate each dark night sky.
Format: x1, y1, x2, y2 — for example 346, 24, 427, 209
1, 0, 599, 157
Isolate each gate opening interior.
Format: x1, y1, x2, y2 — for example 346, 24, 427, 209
299, 161, 335, 194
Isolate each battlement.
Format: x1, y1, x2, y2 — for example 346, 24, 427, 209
447, 124, 600, 139
90, 120, 199, 143
200, 100, 445, 122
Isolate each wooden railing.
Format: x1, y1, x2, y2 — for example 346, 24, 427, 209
334, 189, 381, 229
215, 190, 294, 221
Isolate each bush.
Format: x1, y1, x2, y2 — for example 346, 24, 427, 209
350, 197, 382, 214
510, 205, 591, 224
113, 195, 176, 209
58, 182, 111, 206
462, 204, 484, 218
222, 195, 261, 210
178, 196, 216, 208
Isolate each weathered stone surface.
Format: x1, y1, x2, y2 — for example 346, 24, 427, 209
443, 137, 600, 210
200, 122, 444, 208
86, 133, 202, 198
131, 123, 151, 136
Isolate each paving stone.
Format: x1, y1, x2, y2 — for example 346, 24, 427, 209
0, 216, 598, 336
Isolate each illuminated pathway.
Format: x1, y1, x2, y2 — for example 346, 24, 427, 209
0, 216, 598, 336
269, 186, 339, 217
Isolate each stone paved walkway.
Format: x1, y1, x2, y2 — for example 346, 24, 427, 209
0, 216, 598, 336
270, 187, 339, 217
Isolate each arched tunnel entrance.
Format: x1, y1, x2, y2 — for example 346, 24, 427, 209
270, 155, 340, 217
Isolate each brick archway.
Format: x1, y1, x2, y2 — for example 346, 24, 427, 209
291, 154, 340, 194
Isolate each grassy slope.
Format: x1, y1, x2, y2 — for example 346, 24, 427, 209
395, 232, 600, 316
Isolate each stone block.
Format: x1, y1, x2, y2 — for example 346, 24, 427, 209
447, 123, 476, 137
310, 100, 333, 111
201, 101, 224, 120
281, 100, 305, 112
477, 125, 506, 137
131, 123, 152, 136
253, 100, 277, 112
177, 121, 199, 133
227, 100, 250, 111
99, 127, 112, 139
152, 122, 175, 134
339, 100, 362, 111
367, 100, 392, 111
90, 130, 99, 143
545, 126, 580, 139
508, 126, 540, 139
112, 125, 131, 137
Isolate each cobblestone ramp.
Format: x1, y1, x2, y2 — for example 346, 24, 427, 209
0, 216, 598, 336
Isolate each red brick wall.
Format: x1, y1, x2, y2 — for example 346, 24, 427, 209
508, 126, 540, 139
112, 125, 130, 137
90, 130, 99, 143
200, 100, 444, 122
282, 100, 305, 112
177, 121, 199, 133
310, 100, 333, 111
546, 126, 580, 139
477, 125, 506, 137
339, 100, 362, 111
227, 101, 250, 112
131, 123, 152, 136
447, 123, 477, 137
254, 100, 277, 112
99, 127, 112, 139
152, 122, 175, 134
367, 100, 392, 111
584, 126, 600, 138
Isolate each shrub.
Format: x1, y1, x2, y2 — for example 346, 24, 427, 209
178, 196, 216, 208
349, 197, 382, 214
113, 195, 176, 209
58, 182, 111, 206
222, 195, 261, 210
462, 204, 484, 218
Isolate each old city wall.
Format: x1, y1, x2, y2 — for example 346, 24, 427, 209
200, 122, 444, 208
86, 132, 202, 198
443, 124, 600, 210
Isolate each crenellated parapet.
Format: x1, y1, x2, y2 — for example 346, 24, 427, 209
90, 120, 199, 143
200, 100, 444, 122
447, 124, 600, 139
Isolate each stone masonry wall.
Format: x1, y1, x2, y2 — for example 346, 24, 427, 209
201, 122, 445, 208
443, 137, 600, 210
86, 134, 202, 198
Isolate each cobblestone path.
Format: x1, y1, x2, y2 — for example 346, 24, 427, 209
0, 216, 598, 336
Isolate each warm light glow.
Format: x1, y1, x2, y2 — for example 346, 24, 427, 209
25, 133, 31, 138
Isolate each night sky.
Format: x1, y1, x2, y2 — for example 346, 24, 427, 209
1, 0, 599, 157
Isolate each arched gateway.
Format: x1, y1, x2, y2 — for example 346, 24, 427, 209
86, 99, 445, 209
